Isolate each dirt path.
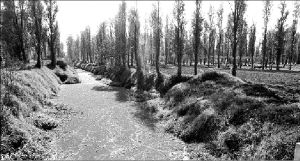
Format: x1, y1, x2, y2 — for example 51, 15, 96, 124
52, 69, 188, 160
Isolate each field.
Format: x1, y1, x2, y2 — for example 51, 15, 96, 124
150, 64, 300, 90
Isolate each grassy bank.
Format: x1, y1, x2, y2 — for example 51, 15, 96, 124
0, 66, 75, 160
144, 71, 300, 160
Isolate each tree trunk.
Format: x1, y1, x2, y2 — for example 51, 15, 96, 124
50, 44, 56, 67
232, 19, 238, 76
217, 34, 221, 68
262, 28, 267, 70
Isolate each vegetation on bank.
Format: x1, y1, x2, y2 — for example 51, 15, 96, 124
0, 64, 78, 160
77, 62, 300, 160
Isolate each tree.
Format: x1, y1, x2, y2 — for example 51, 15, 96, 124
275, 1, 289, 71
29, 0, 44, 68
231, 0, 246, 76
288, 2, 300, 70
225, 13, 234, 67
45, 0, 58, 67
207, 5, 215, 67
238, 19, 247, 68
80, 31, 86, 62
298, 34, 300, 64
192, 0, 202, 75
129, 3, 143, 91
128, 10, 135, 67
173, 0, 185, 77
2, 0, 29, 63
85, 26, 92, 63
66, 36, 74, 63
74, 36, 80, 62
114, 1, 127, 67
151, 1, 162, 77
96, 22, 108, 65
262, 0, 272, 70
165, 16, 170, 66
248, 24, 256, 69
216, 4, 224, 68
267, 30, 276, 70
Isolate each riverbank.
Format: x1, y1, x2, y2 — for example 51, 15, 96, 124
0, 65, 79, 160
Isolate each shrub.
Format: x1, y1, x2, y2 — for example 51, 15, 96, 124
180, 108, 220, 143
260, 103, 300, 125
143, 73, 156, 91
165, 82, 191, 103
32, 113, 59, 130
188, 71, 245, 86
254, 127, 300, 160
56, 60, 68, 70
157, 74, 192, 95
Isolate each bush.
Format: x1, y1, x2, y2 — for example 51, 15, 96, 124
260, 103, 300, 125
93, 65, 106, 75
165, 82, 191, 103
188, 71, 245, 86
254, 127, 300, 160
32, 113, 59, 130
143, 73, 156, 91
56, 60, 68, 70
180, 108, 220, 143
157, 74, 192, 95
53, 66, 80, 84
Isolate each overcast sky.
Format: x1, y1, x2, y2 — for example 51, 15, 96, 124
57, 1, 299, 52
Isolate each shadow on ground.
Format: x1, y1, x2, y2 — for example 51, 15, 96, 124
92, 85, 158, 131
132, 102, 159, 131
91, 85, 130, 102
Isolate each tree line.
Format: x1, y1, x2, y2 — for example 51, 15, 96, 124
67, 0, 300, 78
1, 0, 64, 68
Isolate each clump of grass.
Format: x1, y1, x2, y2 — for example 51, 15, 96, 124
188, 71, 245, 86
165, 82, 191, 103
32, 112, 59, 130
143, 73, 156, 91
180, 108, 220, 143
157, 74, 192, 96
253, 127, 300, 160
260, 103, 300, 125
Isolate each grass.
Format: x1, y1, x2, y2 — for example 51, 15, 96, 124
141, 69, 300, 160
0, 66, 72, 160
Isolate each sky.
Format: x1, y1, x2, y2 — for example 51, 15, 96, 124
56, 1, 299, 53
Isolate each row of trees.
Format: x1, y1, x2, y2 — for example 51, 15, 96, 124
67, 0, 300, 79
1, 0, 64, 68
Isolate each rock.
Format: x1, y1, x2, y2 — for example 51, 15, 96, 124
99, 78, 112, 85
64, 76, 81, 84
95, 75, 104, 81
110, 81, 122, 87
